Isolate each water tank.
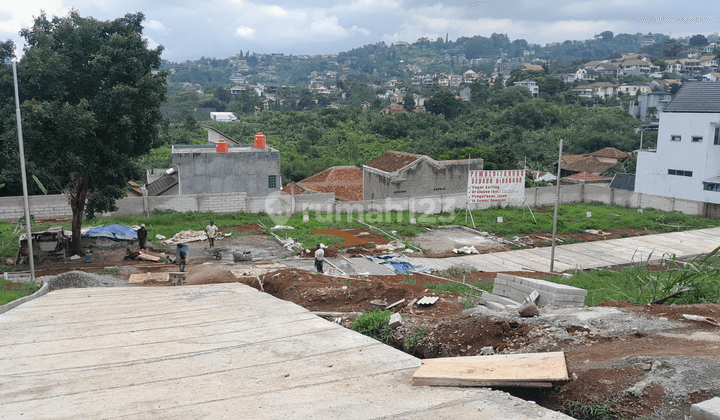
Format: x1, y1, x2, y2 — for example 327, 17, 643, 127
254, 133, 266, 149
216, 140, 229, 153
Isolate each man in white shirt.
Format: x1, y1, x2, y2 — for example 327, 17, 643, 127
205, 220, 219, 248
314, 244, 324, 273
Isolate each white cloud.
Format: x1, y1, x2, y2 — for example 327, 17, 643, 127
235, 25, 256, 38
145, 19, 169, 34
265, 5, 287, 17
144, 35, 160, 50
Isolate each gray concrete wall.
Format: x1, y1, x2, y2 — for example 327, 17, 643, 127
364, 159, 482, 201
174, 148, 281, 196
0, 185, 712, 221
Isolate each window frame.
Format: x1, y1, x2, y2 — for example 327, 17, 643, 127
268, 175, 277, 189
714, 127, 720, 145
670, 135, 682, 142
692, 136, 703, 143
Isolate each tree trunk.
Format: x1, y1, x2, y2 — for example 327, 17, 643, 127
69, 174, 90, 256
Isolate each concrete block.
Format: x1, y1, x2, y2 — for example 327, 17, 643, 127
691, 397, 720, 420
484, 301, 506, 310
388, 313, 403, 329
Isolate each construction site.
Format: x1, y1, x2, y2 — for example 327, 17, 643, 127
2, 210, 720, 420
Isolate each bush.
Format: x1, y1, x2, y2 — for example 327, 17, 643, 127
351, 309, 393, 343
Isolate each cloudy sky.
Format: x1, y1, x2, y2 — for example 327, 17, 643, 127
1, 0, 717, 62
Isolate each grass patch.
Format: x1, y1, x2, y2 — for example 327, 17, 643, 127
95, 268, 120, 276
404, 325, 428, 350
425, 280, 493, 297
351, 309, 393, 343
561, 401, 615, 420
0, 280, 40, 306
544, 247, 720, 305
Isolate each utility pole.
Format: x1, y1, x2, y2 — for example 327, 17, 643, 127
13, 61, 35, 281
550, 139, 563, 273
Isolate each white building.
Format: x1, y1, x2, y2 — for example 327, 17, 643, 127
635, 82, 720, 203
513, 79, 539, 97
210, 112, 238, 122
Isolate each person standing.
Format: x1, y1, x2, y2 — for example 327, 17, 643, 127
177, 243, 187, 272
205, 220, 218, 249
137, 224, 148, 254
314, 244, 324, 274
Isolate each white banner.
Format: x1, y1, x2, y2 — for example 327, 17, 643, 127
467, 170, 525, 204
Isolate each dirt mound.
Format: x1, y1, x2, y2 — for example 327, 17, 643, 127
220, 223, 263, 233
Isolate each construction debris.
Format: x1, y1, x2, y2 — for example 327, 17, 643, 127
417, 296, 439, 306
162, 230, 207, 245
518, 302, 540, 317
682, 314, 720, 327
388, 313, 403, 329
412, 351, 570, 388
453, 246, 479, 254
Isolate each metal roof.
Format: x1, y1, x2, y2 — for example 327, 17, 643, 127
609, 173, 636, 191
664, 82, 720, 113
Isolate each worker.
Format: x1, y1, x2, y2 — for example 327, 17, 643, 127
177, 243, 187, 272
137, 224, 148, 254
125, 242, 140, 260
314, 244, 324, 274
205, 220, 218, 249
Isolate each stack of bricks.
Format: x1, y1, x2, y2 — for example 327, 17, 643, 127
482, 273, 587, 309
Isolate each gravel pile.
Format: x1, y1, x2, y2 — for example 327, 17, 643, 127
45, 271, 127, 291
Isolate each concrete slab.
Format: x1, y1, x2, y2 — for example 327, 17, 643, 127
690, 396, 720, 420
0, 285, 571, 419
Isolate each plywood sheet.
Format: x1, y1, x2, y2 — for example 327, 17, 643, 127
412, 351, 569, 388
128, 273, 169, 284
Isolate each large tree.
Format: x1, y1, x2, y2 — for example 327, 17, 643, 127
16, 11, 167, 255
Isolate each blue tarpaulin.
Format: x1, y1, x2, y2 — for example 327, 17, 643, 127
370, 254, 432, 274
82, 225, 138, 241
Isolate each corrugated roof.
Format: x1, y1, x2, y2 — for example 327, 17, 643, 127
664, 82, 720, 113
590, 147, 630, 160
302, 166, 362, 183
146, 172, 178, 196
609, 173, 636, 191
281, 166, 364, 202
365, 151, 421, 173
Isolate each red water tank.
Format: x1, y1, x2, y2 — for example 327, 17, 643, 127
216, 140, 229, 153
254, 133, 266, 149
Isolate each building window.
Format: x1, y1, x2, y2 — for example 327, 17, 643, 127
394, 190, 407, 194
704, 182, 720, 192
714, 127, 720, 145
670, 135, 681, 142
268, 175, 277, 189
692, 136, 703, 143
668, 169, 692, 177
433, 188, 446, 191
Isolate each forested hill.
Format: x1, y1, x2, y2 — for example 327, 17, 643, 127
161, 32, 678, 88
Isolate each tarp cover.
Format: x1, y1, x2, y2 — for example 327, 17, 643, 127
369, 253, 432, 274
82, 225, 138, 241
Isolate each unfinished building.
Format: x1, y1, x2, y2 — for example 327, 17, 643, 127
363, 151, 483, 200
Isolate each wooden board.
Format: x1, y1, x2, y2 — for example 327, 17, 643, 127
412, 351, 569, 388
137, 253, 161, 262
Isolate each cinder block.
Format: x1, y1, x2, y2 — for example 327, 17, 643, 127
484, 301, 506, 310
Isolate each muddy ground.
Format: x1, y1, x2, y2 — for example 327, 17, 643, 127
15, 223, 720, 419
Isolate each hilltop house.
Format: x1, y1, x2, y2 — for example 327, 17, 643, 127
635, 82, 720, 204
513, 79, 539, 97
363, 151, 483, 200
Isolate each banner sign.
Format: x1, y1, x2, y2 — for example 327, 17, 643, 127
467, 170, 525, 204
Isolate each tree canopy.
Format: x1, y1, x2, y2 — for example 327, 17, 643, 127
5, 11, 167, 255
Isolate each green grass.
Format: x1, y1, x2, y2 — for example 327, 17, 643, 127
0, 279, 40, 306
3, 202, 720, 260
404, 325, 427, 350
544, 247, 720, 305
95, 268, 120, 276
351, 309, 393, 343
425, 280, 494, 297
